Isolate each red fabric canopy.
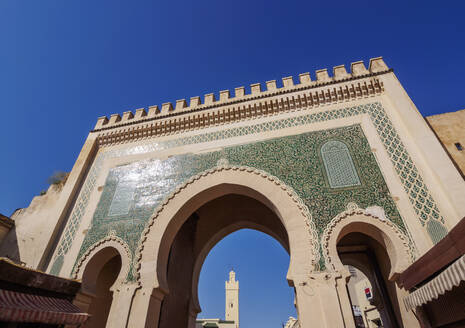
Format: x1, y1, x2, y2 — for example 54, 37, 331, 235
0, 289, 89, 325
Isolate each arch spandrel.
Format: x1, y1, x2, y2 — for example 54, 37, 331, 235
134, 165, 319, 291
321, 203, 414, 280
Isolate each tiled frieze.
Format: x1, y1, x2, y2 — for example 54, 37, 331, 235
50, 102, 448, 276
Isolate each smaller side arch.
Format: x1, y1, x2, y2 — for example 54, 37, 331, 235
73, 231, 132, 292
321, 203, 413, 279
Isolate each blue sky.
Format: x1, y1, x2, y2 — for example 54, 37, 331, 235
1, 0, 465, 215
1, 1, 465, 326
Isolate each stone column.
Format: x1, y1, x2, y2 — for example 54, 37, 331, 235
105, 283, 139, 328
294, 272, 349, 328
127, 287, 166, 328
335, 272, 356, 328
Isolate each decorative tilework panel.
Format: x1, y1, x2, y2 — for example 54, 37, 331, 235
108, 180, 135, 217
427, 219, 449, 245
50, 102, 448, 276
72, 125, 405, 277
321, 140, 361, 188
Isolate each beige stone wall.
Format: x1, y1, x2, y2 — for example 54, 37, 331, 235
426, 109, 465, 177
0, 183, 64, 268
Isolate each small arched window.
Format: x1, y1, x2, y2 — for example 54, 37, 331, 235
321, 140, 361, 188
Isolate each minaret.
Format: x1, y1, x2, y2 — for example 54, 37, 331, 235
225, 270, 239, 327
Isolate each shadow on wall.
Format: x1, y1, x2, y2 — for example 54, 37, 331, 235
0, 213, 20, 263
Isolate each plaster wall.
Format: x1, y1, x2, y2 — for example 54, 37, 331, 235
0, 184, 64, 268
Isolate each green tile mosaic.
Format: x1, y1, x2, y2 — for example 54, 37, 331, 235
72, 125, 403, 278
50, 102, 448, 276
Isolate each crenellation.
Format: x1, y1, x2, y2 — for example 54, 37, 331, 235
190, 96, 202, 107
235, 86, 245, 98
109, 113, 121, 125
204, 93, 216, 105
161, 102, 173, 114
93, 57, 390, 131
282, 76, 294, 88
315, 69, 332, 83
134, 108, 147, 119
175, 99, 187, 111
122, 111, 134, 121
350, 61, 369, 76
148, 105, 160, 116
250, 83, 261, 94
219, 90, 230, 101
333, 65, 350, 80
266, 80, 277, 91
369, 57, 389, 73
299, 72, 312, 85
96, 76, 384, 145
95, 116, 109, 129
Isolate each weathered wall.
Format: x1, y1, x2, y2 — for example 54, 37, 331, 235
0, 183, 64, 267
426, 109, 465, 177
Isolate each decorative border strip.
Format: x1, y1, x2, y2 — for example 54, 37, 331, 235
134, 164, 321, 280
95, 78, 384, 146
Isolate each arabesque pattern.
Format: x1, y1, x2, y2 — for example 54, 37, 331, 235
50, 102, 447, 276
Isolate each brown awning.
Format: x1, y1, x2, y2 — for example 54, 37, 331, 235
404, 255, 465, 311
0, 289, 89, 325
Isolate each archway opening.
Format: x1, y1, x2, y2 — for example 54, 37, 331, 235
79, 248, 122, 328
197, 229, 296, 327
157, 193, 295, 328
338, 232, 402, 328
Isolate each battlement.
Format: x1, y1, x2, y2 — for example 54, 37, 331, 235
94, 57, 389, 131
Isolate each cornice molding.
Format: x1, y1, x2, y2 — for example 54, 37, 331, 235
95, 74, 386, 147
